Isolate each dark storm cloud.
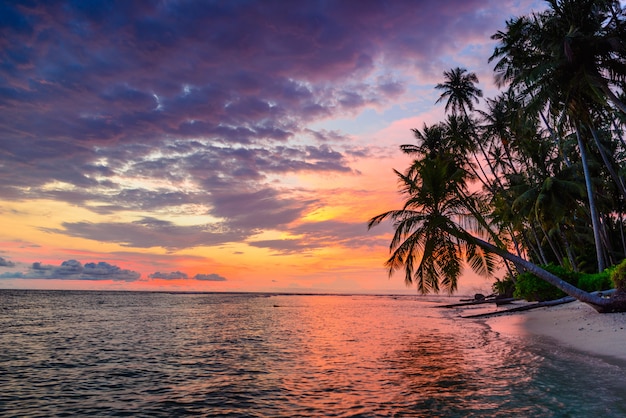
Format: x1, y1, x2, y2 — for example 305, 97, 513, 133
1, 0, 524, 249
30, 259, 140, 281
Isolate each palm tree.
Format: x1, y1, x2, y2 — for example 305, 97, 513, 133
435, 68, 509, 196
369, 0, 626, 312
402, 123, 450, 159
491, 0, 626, 115
435, 67, 483, 117
368, 155, 495, 294
489, 0, 626, 272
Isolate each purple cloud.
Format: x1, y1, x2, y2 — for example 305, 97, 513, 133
249, 219, 387, 254
42, 218, 250, 251
0, 0, 541, 256
149, 271, 189, 280
194, 273, 227, 282
30, 260, 141, 281
0, 257, 16, 267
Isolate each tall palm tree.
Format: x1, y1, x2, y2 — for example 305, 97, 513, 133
435, 67, 508, 196
489, 0, 626, 271
435, 67, 483, 117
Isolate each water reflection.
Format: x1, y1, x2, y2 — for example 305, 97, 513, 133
1, 291, 626, 417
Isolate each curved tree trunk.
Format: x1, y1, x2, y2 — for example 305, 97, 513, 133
467, 235, 624, 312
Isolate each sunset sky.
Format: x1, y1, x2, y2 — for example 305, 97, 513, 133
0, 0, 545, 294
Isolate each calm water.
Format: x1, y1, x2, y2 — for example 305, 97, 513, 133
1, 290, 625, 417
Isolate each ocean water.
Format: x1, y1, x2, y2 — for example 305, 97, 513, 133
1, 290, 625, 417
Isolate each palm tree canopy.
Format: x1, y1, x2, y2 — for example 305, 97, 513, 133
435, 67, 484, 116
490, 0, 626, 118
368, 156, 496, 294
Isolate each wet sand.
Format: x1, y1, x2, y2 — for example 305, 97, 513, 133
486, 301, 626, 362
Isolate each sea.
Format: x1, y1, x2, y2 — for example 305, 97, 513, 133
1, 290, 625, 417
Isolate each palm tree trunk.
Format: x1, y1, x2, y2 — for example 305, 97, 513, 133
540, 103, 572, 167
541, 226, 564, 267
558, 226, 578, 272
576, 126, 606, 272
463, 110, 507, 193
466, 235, 612, 311
617, 196, 626, 258
531, 223, 549, 265
588, 123, 626, 200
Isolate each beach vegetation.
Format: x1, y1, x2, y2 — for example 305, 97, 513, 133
577, 269, 614, 292
514, 265, 576, 301
512, 265, 612, 301
369, 0, 626, 312
610, 259, 626, 292
492, 275, 516, 298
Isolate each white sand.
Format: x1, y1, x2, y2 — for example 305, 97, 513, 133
485, 301, 626, 362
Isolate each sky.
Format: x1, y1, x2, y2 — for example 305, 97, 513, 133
0, 0, 545, 294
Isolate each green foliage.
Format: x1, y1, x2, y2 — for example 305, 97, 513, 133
577, 269, 613, 292
514, 264, 573, 301
610, 259, 626, 291
514, 264, 615, 301
492, 274, 515, 298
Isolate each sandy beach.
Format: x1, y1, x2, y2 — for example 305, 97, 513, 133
486, 301, 626, 362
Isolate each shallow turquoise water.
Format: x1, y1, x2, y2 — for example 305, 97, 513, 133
1, 290, 625, 417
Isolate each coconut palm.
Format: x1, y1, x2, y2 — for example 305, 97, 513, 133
491, 0, 626, 116
435, 68, 509, 197
489, 0, 626, 271
435, 67, 483, 117
370, 0, 626, 312
368, 155, 495, 294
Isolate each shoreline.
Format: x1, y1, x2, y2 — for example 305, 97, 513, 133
484, 301, 626, 363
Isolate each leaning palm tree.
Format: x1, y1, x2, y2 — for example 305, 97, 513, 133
368, 155, 496, 294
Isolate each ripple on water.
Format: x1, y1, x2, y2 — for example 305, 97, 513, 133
1, 290, 626, 417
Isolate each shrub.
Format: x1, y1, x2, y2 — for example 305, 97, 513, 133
513, 264, 579, 302
610, 259, 626, 291
577, 270, 613, 292
492, 274, 515, 298
514, 264, 618, 301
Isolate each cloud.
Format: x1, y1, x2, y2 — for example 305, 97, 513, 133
149, 271, 189, 280
194, 273, 227, 282
0, 272, 25, 279
249, 219, 385, 254
0, 257, 15, 267
43, 218, 250, 251
0, 0, 533, 213
30, 260, 141, 282
0, 0, 545, 287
